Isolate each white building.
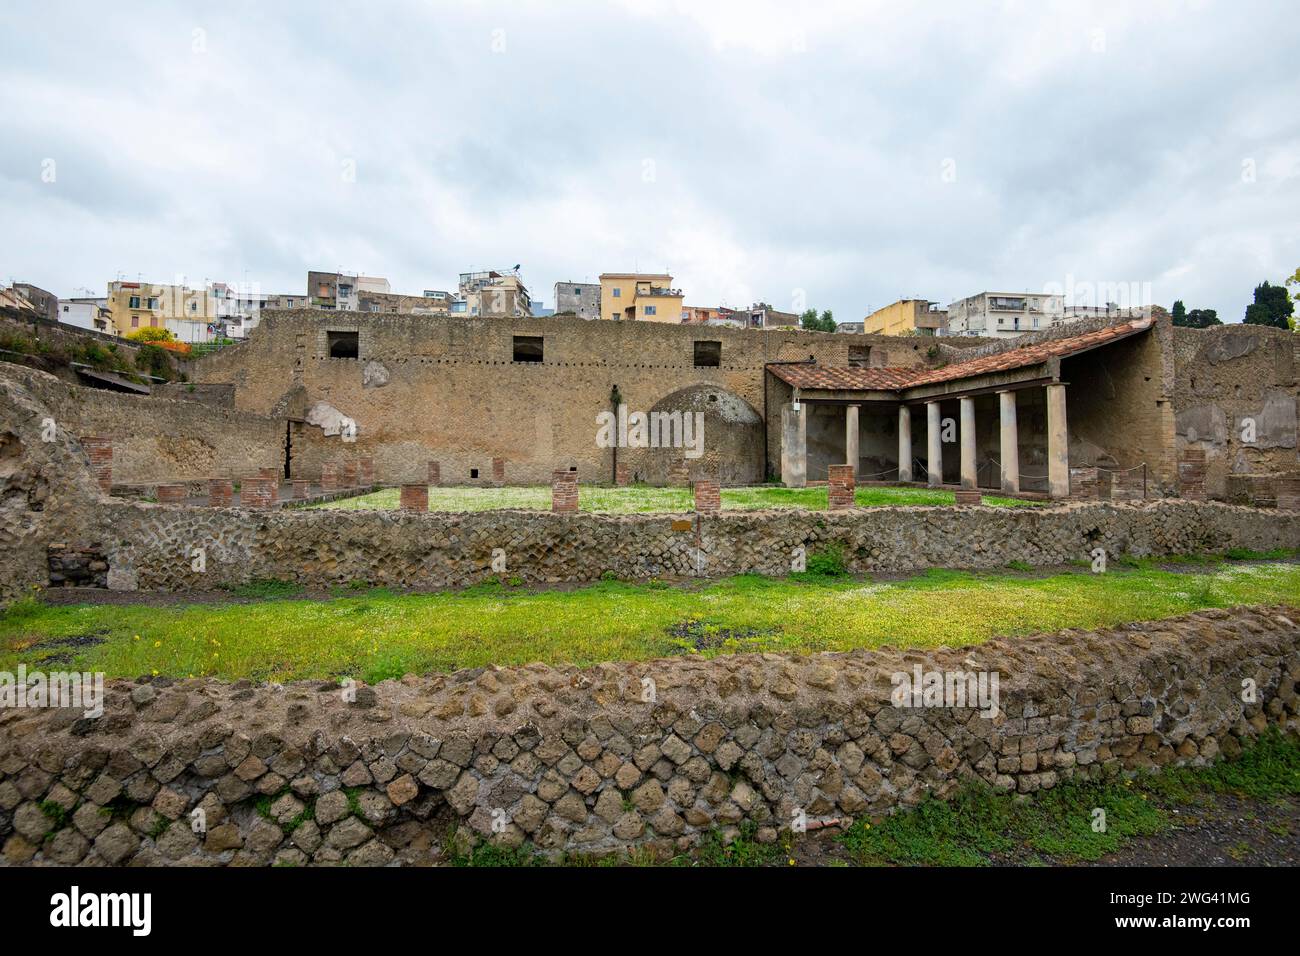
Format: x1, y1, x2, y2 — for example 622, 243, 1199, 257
57, 298, 111, 333
946, 291, 1069, 338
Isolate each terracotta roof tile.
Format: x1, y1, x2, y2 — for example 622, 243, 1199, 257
768, 318, 1153, 394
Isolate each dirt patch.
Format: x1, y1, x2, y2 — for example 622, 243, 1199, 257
665, 620, 777, 652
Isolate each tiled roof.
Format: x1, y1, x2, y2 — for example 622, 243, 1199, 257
766, 365, 918, 390
768, 318, 1153, 394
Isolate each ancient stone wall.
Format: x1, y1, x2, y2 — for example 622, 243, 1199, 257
89, 498, 1299, 593
1, 605, 1295, 865
190, 312, 940, 485
4, 362, 283, 485
1172, 325, 1298, 499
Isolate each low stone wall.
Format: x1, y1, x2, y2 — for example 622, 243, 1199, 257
91, 498, 1299, 592
1, 605, 1296, 866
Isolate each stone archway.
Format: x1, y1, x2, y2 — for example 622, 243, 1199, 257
625, 385, 765, 486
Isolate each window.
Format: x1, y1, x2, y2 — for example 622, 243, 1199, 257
149, 317, 158, 327
129, 296, 140, 308
131, 316, 139, 328
644, 305, 657, 316
190, 301, 198, 312
693, 340, 721, 368
573, 287, 582, 295
148, 297, 159, 309
512, 335, 544, 363
470, 468, 479, 479
612, 288, 621, 298
327, 330, 359, 359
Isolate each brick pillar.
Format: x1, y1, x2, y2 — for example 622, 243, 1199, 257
668, 459, 690, 487
357, 457, 374, 486
291, 479, 310, 500
1276, 477, 1300, 512
827, 465, 855, 510
81, 437, 112, 493
615, 462, 630, 486
953, 488, 982, 505
321, 462, 341, 491
242, 477, 276, 509
399, 483, 428, 512
258, 467, 277, 481
492, 457, 505, 486
156, 483, 187, 504
1069, 466, 1100, 500
208, 478, 233, 508
427, 461, 441, 486
341, 461, 359, 488
1178, 447, 1206, 500
552, 470, 579, 514
693, 479, 721, 513
1110, 468, 1146, 501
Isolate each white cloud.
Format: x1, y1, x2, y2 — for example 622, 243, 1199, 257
1, 0, 1297, 323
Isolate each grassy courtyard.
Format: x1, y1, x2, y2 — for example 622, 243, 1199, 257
1, 558, 1295, 684
307, 483, 1041, 512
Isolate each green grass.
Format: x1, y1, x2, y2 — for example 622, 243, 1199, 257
837, 730, 1300, 866
307, 484, 1040, 513
2, 561, 1295, 683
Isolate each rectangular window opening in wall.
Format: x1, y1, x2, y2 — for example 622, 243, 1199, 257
470, 468, 479, 479
513, 335, 544, 363
694, 340, 721, 368
327, 330, 359, 359
848, 345, 871, 367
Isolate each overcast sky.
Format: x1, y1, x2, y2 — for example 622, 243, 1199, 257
2, 0, 1297, 322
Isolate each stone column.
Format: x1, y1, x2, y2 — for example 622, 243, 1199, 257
399, 484, 428, 512
959, 396, 976, 490
897, 405, 912, 482
1046, 383, 1069, 498
997, 390, 1019, 495
781, 403, 807, 488
926, 402, 942, 487
693, 479, 720, 513
844, 405, 860, 478
827, 465, 855, 510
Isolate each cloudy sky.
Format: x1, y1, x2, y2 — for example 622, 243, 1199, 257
2, 0, 1297, 322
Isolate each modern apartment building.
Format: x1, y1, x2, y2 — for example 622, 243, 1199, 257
946, 291, 1066, 338
57, 297, 112, 333
863, 299, 948, 336
598, 273, 684, 323
12, 283, 58, 322
554, 281, 601, 320
105, 280, 221, 338
455, 270, 532, 317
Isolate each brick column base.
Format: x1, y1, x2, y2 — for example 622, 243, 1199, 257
321, 463, 341, 491
492, 457, 505, 486
552, 470, 579, 513
1178, 448, 1207, 500
291, 479, 310, 500
208, 478, 233, 508
427, 461, 441, 486
954, 489, 982, 506
358, 457, 374, 486
694, 479, 721, 513
1069, 466, 1100, 499
342, 461, 359, 488
400, 484, 429, 512
615, 462, 630, 487
242, 477, 276, 509
81, 437, 112, 493
827, 464, 855, 510
156, 483, 187, 504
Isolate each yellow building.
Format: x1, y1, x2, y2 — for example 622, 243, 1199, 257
106, 280, 219, 337
863, 299, 948, 336
598, 273, 684, 323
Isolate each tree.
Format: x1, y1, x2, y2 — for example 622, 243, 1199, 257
1185, 308, 1221, 328
799, 308, 837, 333
1171, 300, 1187, 326
1243, 280, 1293, 329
